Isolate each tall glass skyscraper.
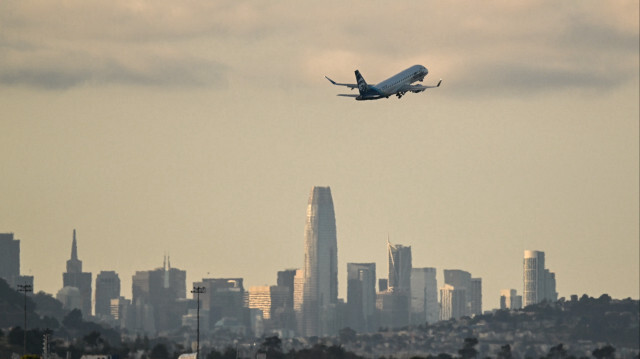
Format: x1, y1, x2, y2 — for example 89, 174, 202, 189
388, 241, 412, 291
523, 250, 558, 307
347, 263, 376, 332
302, 186, 338, 337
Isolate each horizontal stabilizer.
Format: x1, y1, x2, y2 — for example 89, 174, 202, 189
337, 94, 359, 98
325, 75, 359, 90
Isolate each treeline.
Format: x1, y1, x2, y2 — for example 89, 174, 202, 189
206, 336, 636, 359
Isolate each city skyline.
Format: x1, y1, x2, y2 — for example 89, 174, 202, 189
1, 1, 638, 312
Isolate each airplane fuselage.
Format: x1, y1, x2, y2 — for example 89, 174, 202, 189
326, 64, 439, 101
371, 65, 428, 98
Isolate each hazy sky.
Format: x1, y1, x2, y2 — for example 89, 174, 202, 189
1, 1, 638, 310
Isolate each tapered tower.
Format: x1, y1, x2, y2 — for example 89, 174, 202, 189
301, 186, 338, 337
62, 229, 92, 317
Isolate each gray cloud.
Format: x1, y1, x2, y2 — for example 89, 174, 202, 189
451, 62, 631, 98
0, 1, 637, 94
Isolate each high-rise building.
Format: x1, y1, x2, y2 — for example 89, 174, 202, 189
523, 250, 558, 307
347, 263, 376, 332
57, 286, 83, 312
277, 269, 297, 309
388, 241, 412, 291
376, 289, 409, 329
500, 289, 522, 310
193, 278, 247, 331
410, 267, 438, 324
470, 278, 482, 315
443, 269, 482, 316
63, 230, 92, 317
0, 233, 20, 287
248, 286, 273, 320
293, 269, 305, 335
544, 269, 558, 302
247, 285, 290, 332
95, 271, 121, 319
382, 240, 412, 329
440, 284, 466, 321
378, 279, 388, 292
302, 186, 338, 337
132, 256, 187, 333
111, 296, 133, 329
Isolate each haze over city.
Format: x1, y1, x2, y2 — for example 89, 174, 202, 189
1, 0, 638, 312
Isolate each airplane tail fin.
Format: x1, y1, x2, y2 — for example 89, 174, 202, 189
355, 70, 368, 95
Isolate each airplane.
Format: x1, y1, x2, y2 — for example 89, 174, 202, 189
325, 64, 441, 100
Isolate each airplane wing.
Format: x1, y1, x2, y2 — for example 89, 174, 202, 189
400, 79, 442, 93
325, 76, 359, 90
337, 94, 359, 98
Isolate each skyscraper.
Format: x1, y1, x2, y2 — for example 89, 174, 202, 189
347, 263, 376, 332
500, 289, 522, 310
132, 257, 187, 333
95, 271, 121, 319
440, 284, 466, 321
443, 269, 482, 316
470, 278, 482, 315
277, 269, 297, 309
0, 233, 19, 286
410, 267, 438, 324
380, 240, 412, 329
63, 230, 92, 317
523, 250, 558, 307
302, 186, 338, 337
387, 241, 412, 291
193, 278, 246, 331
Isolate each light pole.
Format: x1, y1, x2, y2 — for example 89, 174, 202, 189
191, 286, 206, 359
17, 283, 33, 357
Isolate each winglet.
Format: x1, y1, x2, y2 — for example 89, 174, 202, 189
437, 79, 442, 87
325, 76, 337, 85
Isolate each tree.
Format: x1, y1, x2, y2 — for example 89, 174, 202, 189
458, 338, 478, 359
83, 331, 101, 347
544, 344, 568, 359
150, 343, 170, 359
62, 309, 83, 329
592, 345, 615, 359
496, 344, 512, 359
260, 336, 283, 359
339, 327, 357, 343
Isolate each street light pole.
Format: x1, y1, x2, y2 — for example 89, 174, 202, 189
17, 283, 33, 357
191, 286, 206, 359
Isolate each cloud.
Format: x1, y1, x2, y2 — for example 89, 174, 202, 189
0, 1, 637, 94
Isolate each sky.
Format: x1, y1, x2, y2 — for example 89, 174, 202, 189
1, 1, 638, 311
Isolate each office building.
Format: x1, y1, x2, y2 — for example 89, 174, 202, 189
500, 289, 522, 310
193, 278, 247, 331
111, 296, 134, 329
440, 284, 466, 321
132, 256, 187, 333
95, 271, 121, 319
523, 250, 558, 306
0, 233, 20, 287
277, 269, 297, 309
347, 263, 376, 332
388, 241, 412, 291
378, 278, 388, 292
410, 267, 438, 324
57, 286, 83, 312
470, 278, 482, 315
301, 186, 338, 337
248, 286, 273, 320
376, 289, 409, 329
62, 230, 92, 317
443, 269, 482, 316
